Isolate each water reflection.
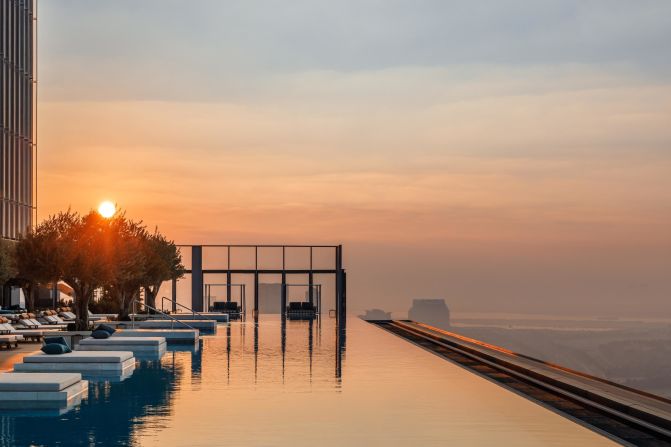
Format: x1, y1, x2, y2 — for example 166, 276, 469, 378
0, 355, 186, 446
0, 316, 344, 446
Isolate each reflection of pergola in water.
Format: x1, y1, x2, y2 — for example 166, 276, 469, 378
171, 245, 346, 325
222, 316, 345, 382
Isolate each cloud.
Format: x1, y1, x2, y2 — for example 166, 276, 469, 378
36, 1, 671, 316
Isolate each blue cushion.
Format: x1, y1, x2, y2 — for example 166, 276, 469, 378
95, 324, 116, 335
41, 343, 72, 355
91, 329, 110, 339
44, 336, 70, 348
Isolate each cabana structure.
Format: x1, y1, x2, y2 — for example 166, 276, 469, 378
172, 245, 346, 326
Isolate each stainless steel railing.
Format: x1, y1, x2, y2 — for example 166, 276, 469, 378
160, 296, 209, 321
131, 299, 196, 331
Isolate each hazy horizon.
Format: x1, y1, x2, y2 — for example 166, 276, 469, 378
37, 1, 671, 317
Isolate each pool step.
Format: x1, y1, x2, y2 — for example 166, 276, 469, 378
0, 372, 88, 410
114, 329, 199, 344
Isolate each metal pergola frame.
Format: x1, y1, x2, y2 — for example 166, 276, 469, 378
172, 245, 346, 324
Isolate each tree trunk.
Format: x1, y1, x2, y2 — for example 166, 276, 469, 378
23, 282, 36, 312
117, 290, 139, 321
71, 283, 91, 331
144, 286, 158, 313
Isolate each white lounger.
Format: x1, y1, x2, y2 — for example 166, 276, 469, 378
0, 372, 88, 409
13, 351, 136, 376
59, 311, 77, 321
19, 319, 64, 331
0, 323, 42, 341
77, 336, 167, 358
0, 335, 19, 348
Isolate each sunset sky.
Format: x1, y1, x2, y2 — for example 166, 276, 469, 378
38, 1, 671, 316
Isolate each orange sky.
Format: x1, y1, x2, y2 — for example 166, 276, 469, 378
37, 1, 671, 316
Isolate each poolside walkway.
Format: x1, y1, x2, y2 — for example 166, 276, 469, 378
0, 343, 41, 372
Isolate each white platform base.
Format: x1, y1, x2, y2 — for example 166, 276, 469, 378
114, 329, 199, 344
122, 320, 217, 331
14, 357, 136, 375
77, 337, 167, 358
0, 373, 89, 409
144, 313, 230, 322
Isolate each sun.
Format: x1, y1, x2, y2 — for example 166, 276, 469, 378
98, 201, 116, 218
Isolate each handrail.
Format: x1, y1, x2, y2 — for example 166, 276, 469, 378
160, 296, 209, 321
131, 299, 196, 331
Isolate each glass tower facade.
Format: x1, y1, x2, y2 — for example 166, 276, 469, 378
0, 0, 36, 240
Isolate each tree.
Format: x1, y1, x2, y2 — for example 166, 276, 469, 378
59, 211, 114, 330
105, 214, 149, 321
141, 231, 185, 312
15, 221, 64, 311
0, 240, 16, 288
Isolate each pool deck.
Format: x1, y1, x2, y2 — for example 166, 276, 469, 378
0, 342, 41, 372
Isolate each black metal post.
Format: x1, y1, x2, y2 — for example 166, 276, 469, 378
253, 271, 259, 318
226, 246, 231, 302
281, 272, 287, 318
308, 272, 314, 306
226, 271, 232, 303
191, 245, 204, 312
171, 278, 177, 312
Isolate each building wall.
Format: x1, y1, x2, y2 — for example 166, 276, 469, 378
0, 0, 35, 240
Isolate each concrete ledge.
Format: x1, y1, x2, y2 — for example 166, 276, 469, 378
22, 351, 134, 363
14, 357, 135, 374
77, 337, 167, 358
145, 312, 230, 323
114, 329, 199, 344
0, 372, 82, 391
79, 336, 165, 346
0, 373, 88, 408
120, 320, 217, 331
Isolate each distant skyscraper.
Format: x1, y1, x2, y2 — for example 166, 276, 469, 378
408, 299, 451, 329
1, 0, 36, 240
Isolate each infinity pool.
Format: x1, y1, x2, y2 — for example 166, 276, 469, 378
0, 317, 615, 446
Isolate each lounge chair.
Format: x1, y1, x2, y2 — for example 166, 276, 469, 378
41, 310, 68, 325
210, 301, 242, 319
0, 335, 19, 349
0, 322, 44, 342
57, 307, 77, 321
286, 301, 317, 320
18, 315, 63, 331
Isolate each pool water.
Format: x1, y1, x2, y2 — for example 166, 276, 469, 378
0, 317, 616, 446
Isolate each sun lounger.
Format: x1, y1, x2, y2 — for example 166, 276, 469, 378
13, 351, 136, 375
57, 309, 77, 321
0, 372, 88, 409
0, 335, 19, 349
0, 323, 42, 342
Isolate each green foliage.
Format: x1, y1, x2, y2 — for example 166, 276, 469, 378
89, 290, 121, 315
0, 240, 16, 286
142, 231, 185, 311
105, 214, 149, 320
14, 208, 184, 327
